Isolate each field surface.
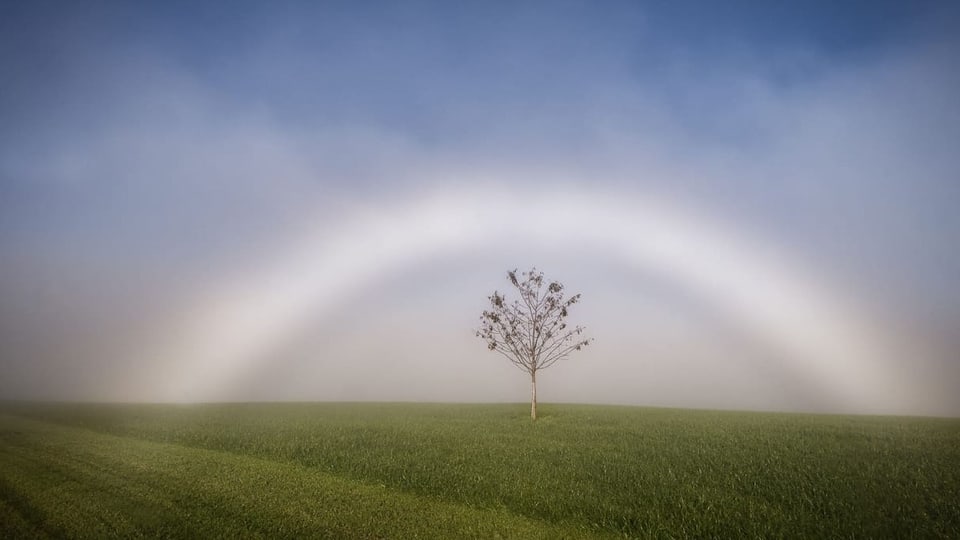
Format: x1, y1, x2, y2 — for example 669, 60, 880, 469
1, 402, 958, 538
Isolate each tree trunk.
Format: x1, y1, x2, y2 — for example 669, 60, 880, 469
530, 370, 537, 420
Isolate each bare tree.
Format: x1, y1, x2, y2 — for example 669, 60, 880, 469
476, 268, 592, 420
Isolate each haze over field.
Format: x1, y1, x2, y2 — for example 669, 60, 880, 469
1, 1, 958, 415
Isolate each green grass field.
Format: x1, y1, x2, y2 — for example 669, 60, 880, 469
1, 402, 958, 538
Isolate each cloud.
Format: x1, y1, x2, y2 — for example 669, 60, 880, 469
1, 3, 957, 414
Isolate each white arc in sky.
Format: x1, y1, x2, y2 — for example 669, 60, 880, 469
148, 184, 907, 411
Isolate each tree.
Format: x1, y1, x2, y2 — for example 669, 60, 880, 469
476, 268, 592, 420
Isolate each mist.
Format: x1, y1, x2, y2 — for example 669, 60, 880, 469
1, 1, 958, 415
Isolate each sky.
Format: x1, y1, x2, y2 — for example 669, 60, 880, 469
1, 1, 958, 415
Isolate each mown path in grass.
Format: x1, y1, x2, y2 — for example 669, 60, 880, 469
2, 402, 959, 538
0, 414, 602, 539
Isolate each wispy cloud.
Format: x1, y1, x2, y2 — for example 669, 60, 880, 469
1, 2, 957, 414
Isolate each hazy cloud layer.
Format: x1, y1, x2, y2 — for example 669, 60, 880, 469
1, 2, 958, 414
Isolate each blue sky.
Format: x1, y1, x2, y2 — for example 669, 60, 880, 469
1, 1, 958, 414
